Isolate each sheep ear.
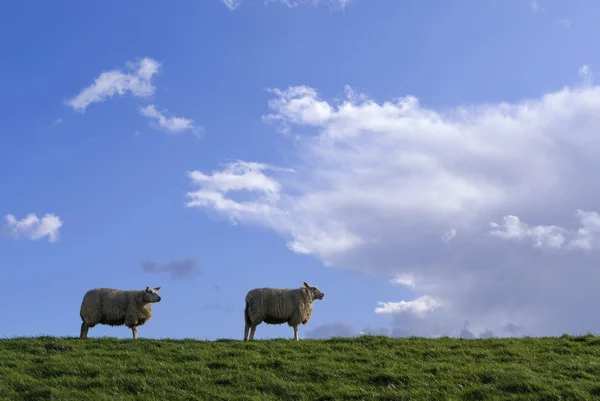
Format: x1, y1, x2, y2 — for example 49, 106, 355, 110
303, 282, 310, 288
154, 287, 161, 291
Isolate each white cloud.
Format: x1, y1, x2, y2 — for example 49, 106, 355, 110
441, 228, 456, 243
579, 64, 594, 86
570, 210, 600, 250
391, 273, 415, 288
4, 213, 63, 242
375, 295, 441, 317
222, 0, 242, 10
186, 161, 284, 213
139, 105, 202, 137
186, 160, 363, 261
530, 0, 542, 13
66, 58, 160, 112
187, 77, 600, 337
222, 0, 350, 11
489, 215, 567, 249
489, 210, 600, 250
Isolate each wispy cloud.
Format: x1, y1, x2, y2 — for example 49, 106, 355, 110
222, 0, 351, 11
66, 57, 160, 112
141, 257, 200, 279
139, 105, 202, 137
221, 0, 242, 10
3, 213, 63, 243
578, 64, 594, 86
530, 0, 542, 13
199, 303, 235, 313
441, 228, 456, 243
391, 274, 415, 288
559, 19, 572, 29
271, 0, 351, 9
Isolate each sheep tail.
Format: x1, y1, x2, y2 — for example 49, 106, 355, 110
244, 300, 251, 327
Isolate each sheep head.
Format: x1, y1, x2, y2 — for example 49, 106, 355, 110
143, 286, 162, 303
303, 282, 324, 301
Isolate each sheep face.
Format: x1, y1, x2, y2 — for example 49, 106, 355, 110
303, 282, 324, 300
143, 286, 162, 303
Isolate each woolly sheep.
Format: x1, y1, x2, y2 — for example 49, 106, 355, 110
79, 286, 162, 339
244, 281, 325, 341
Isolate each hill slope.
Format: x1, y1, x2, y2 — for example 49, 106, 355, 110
1, 335, 600, 400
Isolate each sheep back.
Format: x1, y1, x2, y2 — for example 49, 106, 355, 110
80, 288, 152, 328
245, 287, 314, 327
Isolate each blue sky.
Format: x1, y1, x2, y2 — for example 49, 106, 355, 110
2, 0, 600, 340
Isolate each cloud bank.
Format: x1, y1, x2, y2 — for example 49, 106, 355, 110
186, 68, 600, 338
306, 321, 357, 339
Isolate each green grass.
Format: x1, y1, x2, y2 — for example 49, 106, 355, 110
2, 335, 600, 400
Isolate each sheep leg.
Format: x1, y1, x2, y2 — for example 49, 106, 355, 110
125, 312, 138, 340
249, 326, 257, 341
244, 325, 250, 341
80, 322, 89, 339
293, 325, 299, 341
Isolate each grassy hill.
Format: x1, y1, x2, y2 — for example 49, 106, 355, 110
1, 335, 600, 400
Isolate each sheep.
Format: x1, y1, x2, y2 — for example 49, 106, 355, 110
244, 281, 325, 341
79, 286, 162, 339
